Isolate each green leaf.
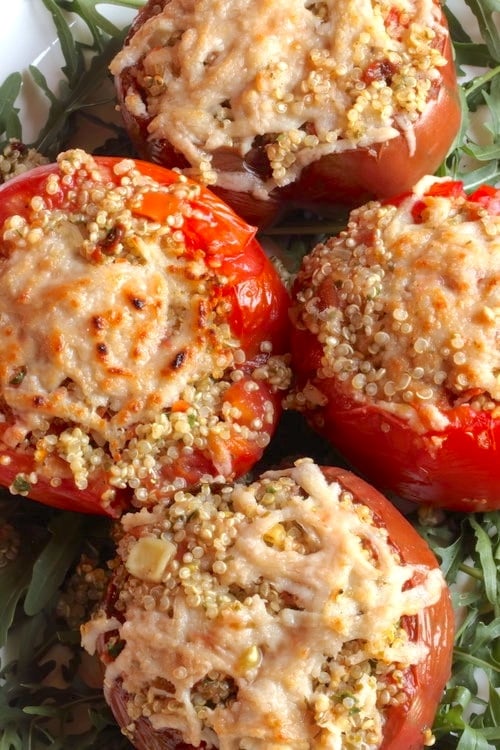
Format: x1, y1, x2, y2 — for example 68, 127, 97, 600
57, 0, 138, 47
28, 65, 62, 108
470, 517, 499, 615
482, 681, 500, 728
0, 73, 22, 143
465, 0, 500, 61
23, 704, 63, 717
444, 7, 473, 45
41, 0, 84, 83
0, 556, 36, 648
457, 725, 493, 750
33, 32, 127, 158
453, 41, 495, 71
0, 726, 24, 750
24, 513, 85, 617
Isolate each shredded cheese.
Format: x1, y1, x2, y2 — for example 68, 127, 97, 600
110, 0, 448, 197
82, 459, 446, 749
0, 149, 290, 504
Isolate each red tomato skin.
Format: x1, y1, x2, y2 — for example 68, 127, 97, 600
302, 388, 500, 512
468, 184, 500, 214
289, 180, 500, 512
114, 1, 460, 228
99, 466, 453, 750
0, 157, 290, 516
0, 442, 128, 516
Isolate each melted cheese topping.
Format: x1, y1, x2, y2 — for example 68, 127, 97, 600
0, 221, 214, 435
110, 0, 447, 197
0, 150, 290, 503
82, 459, 445, 749
291, 176, 500, 432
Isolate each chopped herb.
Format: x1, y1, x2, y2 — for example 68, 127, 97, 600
8, 366, 27, 386
11, 476, 31, 495
107, 638, 125, 659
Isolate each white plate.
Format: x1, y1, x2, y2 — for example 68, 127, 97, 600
0, 1, 496, 747
0, 0, 136, 143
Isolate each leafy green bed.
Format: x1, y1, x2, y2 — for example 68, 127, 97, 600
0, 1, 499, 748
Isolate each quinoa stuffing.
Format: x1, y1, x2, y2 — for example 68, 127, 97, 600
0, 139, 48, 184
82, 459, 447, 750
111, 0, 450, 196
289, 176, 500, 433
0, 149, 291, 513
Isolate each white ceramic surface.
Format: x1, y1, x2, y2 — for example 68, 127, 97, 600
0, 1, 135, 142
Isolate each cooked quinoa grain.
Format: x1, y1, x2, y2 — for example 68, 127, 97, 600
0, 140, 48, 183
0, 149, 290, 511
289, 176, 500, 433
111, 0, 450, 198
82, 459, 446, 749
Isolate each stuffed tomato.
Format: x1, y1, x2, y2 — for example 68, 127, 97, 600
0, 150, 291, 516
109, 0, 460, 227
289, 177, 500, 511
81, 458, 453, 750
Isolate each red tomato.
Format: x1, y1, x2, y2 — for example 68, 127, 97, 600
271, 19, 460, 225
290, 179, 500, 511
95, 465, 453, 750
468, 184, 500, 214
0, 152, 290, 516
112, 0, 460, 227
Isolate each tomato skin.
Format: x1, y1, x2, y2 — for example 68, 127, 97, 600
0, 440, 128, 516
323, 469, 454, 750
272, 23, 459, 222
299, 388, 500, 512
468, 184, 500, 214
114, 1, 460, 228
0, 155, 290, 516
99, 465, 453, 750
289, 179, 500, 511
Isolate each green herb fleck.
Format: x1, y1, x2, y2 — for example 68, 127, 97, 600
9, 366, 27, 386
11, 475, 31, 494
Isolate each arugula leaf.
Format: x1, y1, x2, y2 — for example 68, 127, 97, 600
439, 0, 500, 189
42, 0, 85, 83
0, 74, 22, 147
57, 0, 141, 45
27, 0, 145, 158
0, 2, 499, 749
469, 517, 500, 617
0, 556, 35, 648
465, 0, 500, 60
0, 499, 122, 750
416, 510, 500, 749
32, 33, 127, 158
24, 513, 85, 617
